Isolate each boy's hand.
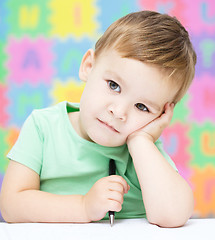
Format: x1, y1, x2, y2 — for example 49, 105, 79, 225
127, 103, 174, 143
83, 176, 130, 222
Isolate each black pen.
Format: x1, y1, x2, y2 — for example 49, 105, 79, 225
109, 159, 116, 227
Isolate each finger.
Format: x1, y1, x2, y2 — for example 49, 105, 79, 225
165, 103, 174, 121
108, 175, 130, 193
164, 102, 174, 114
108, 182, 124, 194
159, 103, 174, 123
107, 199, 122, 212
108, 190, 124, 205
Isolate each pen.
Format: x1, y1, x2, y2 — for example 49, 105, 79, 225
109, 159, 116, 227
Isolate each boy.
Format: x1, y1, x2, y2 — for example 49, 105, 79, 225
0, 11, 196, 227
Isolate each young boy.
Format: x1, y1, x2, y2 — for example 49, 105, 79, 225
0, 11, 196, 227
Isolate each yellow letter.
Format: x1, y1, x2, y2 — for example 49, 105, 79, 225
201, 132, 215, 156
19, 5, 39, 29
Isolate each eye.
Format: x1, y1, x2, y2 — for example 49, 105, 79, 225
135, 103, 149, 112
108, 80, 121, 93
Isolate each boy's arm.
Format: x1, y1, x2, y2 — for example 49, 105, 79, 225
0, 160, 129, 223
127, 103, 194, 228
0, 160, 88, 223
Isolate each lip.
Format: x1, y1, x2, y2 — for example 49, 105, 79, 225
97, 119, 119, 133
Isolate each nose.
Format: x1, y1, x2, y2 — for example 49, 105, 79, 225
108, 103, 127, 121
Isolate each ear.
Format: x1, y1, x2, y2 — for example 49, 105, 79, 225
79, 49, 95, 82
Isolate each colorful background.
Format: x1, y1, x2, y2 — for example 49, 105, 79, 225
0, 0, 215, 221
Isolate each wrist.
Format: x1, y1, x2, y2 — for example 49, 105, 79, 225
81, 195, 92, 223
127, 133, 155, 154
127, 132, 154, 147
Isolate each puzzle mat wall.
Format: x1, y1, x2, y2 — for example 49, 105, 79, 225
0, 0, 214, 221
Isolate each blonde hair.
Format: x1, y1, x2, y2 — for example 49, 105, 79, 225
95, 11, 197, 103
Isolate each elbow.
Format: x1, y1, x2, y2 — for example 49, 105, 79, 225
0, 195, 17, 223
1, 210, 12, 223
0, 198, 9, 223
147, 208, 193, 228
0, 200, 12, 223
148, 214, 190, 228
148, 187, 194, 228
147, 199, 194, 228
0, 206, 20, 223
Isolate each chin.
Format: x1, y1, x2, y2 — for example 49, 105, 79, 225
90, 134, 125, 147
100, 142, 124, 147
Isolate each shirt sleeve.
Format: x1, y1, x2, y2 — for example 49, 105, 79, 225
7, 111, 43, 175
155, 139, 178, 171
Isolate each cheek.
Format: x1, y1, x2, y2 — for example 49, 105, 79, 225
126, 115, 156, 133
81, 84, 107, 107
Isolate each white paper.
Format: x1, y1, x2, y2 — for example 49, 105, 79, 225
0, 218, 214, 240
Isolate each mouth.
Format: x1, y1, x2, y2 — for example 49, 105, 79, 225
97, 119, 120, 133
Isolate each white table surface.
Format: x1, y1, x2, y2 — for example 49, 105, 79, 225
0, 218, 214, 240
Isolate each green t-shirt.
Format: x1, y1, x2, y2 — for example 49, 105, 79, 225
7, 101, 177, 220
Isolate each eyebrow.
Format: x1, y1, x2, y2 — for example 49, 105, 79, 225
105, 70, 162, 112
104, 70, 124, 84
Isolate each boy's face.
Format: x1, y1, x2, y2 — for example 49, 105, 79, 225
74, 49, 178, 147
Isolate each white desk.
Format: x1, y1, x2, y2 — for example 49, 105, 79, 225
0, 218, 214, 240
